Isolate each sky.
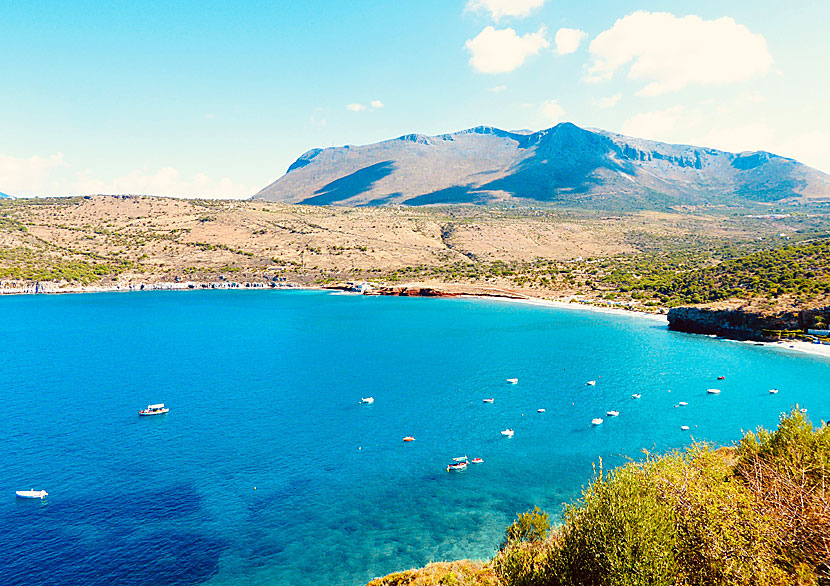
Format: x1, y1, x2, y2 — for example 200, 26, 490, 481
1, 0, 829, 199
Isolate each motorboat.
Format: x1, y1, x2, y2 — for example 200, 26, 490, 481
586, 380, 596, 386
139, 403, 169, 416
403, 436, 415, 442
606, 410, 619, 417
537, 408, 546, 413
678, 401, 688, 406
769, 389, 779, 394
470, 458, 483, 464
360, 397, 374, 404
452, 455, 468, 462
800, 408, 808, 414
506, 378, 518, 384
631, 393, 641, 399
707, 389, 721, 395
591, 418, 603, 426
500, 429, 514, 437
16, 489, 47, 499
447, 461, 468, 471
717, 376, 725, 380
680, 425, 690, 431
482, 398, 495, 403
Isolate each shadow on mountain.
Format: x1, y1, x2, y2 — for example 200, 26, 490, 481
404, 185, 489, 206
361, 192, 403, 207
300, 160, 396, 205
480, 123, 636, 202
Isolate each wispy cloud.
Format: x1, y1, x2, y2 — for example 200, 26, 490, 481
0, 152, 68, 195
465, 26, 549, 74
488, 84, 508, 93
370, 100, 384, 109
346, 103, 367, 112
593, 93, 622, 108
541, 99, 565, 124
466, 0, 546, 21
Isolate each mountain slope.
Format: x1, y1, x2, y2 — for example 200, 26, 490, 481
253, 123, 830, 208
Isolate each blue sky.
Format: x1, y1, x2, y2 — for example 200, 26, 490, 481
1, 0, 829, 198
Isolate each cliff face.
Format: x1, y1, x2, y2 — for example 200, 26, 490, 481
667, 306, 830, 340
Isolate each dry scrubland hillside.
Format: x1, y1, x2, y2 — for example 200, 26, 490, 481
0, 196, 828, 311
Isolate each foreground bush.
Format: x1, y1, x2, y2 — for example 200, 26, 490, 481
493, 409, 828, 586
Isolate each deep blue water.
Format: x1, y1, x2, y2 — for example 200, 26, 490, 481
0, 290, 827, 586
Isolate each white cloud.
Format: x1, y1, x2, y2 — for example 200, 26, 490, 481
346, 103, 366, 112
696, 122, 776, 154
465, 26, 549, 74
466, 0, 546, 21
370, 100, 384, 109
594, 93, 622, 108
621, 106, 687, 140
0, 152, 68, 195
541, 99, 565, 124
74, 166, 250, 199
310, 107, 329, 128
777, 131, 830, 173
0, 151, 250, 199
554, 27, 587, 56
587, 11, 773, 96
488, 84, 508, 93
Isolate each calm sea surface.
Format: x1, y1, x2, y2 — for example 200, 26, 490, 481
1, 290, 827, 586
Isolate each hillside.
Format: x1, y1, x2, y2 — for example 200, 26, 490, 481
254, 123, 830, 208
2, 196, 830, 317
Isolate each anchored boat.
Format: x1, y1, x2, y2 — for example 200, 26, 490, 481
139, 403, 169, 416
16, 489, 48, 499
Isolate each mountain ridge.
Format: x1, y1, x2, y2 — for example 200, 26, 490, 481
254, 123, 830, 208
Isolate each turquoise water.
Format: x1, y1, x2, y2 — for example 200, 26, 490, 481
1, 290, 827, 586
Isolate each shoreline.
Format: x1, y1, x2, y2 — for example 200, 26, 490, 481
5, 279, 830, 359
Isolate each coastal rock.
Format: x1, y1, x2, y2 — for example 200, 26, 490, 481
372, 286, 458, 297
667, 306, 830, 341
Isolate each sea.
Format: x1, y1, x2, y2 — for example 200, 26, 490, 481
1, 289, 827, 586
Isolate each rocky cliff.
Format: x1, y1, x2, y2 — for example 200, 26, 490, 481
667, 306, 830, 340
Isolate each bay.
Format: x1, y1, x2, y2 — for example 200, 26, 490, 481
0, 290, 826, 586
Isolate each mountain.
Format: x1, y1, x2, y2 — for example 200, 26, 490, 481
253, 123, 830, 208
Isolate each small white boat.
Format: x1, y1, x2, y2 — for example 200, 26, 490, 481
706, 389, 721, 395
678, 401, 688, 406
139, 403, 169, 416
470, 457, 483, 464
800, 408, 808, 413
482, 398, 494, 403
631, 393, 641, 399
680, 425, 690, 431
768, 389, 779, 394
16, 489, 48, 499
586, 380, 596, 386
591, 418, 603, 426
452, 455, 468, 462
606, 410, 619, 417
500, 429, 514, 437
506, 378, 518, 384
360, 397, 374, 404
537, 408, 546, 413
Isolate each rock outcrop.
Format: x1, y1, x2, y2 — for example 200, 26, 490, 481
667, 306, 830, 340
